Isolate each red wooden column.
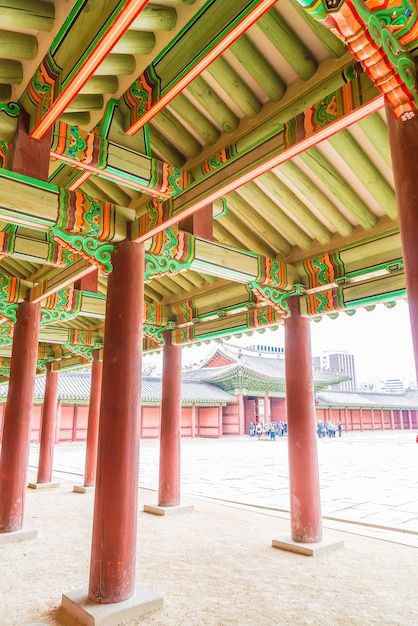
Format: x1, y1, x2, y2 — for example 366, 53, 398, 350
217, 404, 223, 438
386, 107, 418, 382
158, 332, 181, 508
237, 394, 245, 434
84, 353, 103, 487
0, 301, 41, 533
191, 404, 196, 438
283, 296, 322, 544
35, 364, 59, 485
88, 240, 144, 603
264, 393, 270, 423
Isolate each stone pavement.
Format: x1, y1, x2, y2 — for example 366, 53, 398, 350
28, 430, 418, 547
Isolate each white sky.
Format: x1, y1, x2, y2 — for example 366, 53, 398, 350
144, 300, 416, 384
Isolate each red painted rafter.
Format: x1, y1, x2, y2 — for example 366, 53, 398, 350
133, 94, 385, 243
31, 0, 151, 140
126, 0, 280, 136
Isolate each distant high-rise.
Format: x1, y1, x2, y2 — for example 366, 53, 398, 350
313, 351, 357, 391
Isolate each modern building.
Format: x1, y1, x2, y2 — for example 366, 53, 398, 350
313, 351, 357, 392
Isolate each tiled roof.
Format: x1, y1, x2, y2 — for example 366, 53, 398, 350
317, 389, 418, 409
187, 343, 347, 386
0, 371, 235, 404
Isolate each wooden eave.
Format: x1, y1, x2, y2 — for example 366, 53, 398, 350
0, 0, 416, 370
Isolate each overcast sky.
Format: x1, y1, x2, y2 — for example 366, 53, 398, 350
177, 299, 416, 384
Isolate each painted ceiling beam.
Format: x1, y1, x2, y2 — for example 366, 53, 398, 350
144, 228, 296, 290
300, 271, 406, 318
132, 72, 384, 242
0, 1, 55, 32
123, 0, 280, 136
0, 168, 132, 239
50, 121, 190, 199
295, 0, 418, 120
25, 0, 152, 140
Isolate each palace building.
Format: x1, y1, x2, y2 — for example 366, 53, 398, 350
1, 1, 418, 623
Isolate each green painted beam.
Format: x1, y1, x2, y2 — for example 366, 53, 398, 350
148, 125, 186, 168
131, 4, 177, 30
357, 113, 392, 167
0, 31, 37, 60
93, 53, 136, 76
299, 148, 379, 230
236, 182, 313, 250
327, 129, 397, 220
66, 94, 104, 112
169, 93, 220, 145
79, 76, 119, 95
226, 191, 293, 256
258, 171, 333, 245
207, 57, 262, 119
0, 0, 54, 32
278, 161, 354, 238
289, 0, 347, 58
113, 30, 156, 55
187, 76, 240, 134
153, 108, 202, 158
0, 60, 22, 84
218, 211, 277, 258
230, 34, 286, 103
213, 221, 246, 250
257, 8, 318, 80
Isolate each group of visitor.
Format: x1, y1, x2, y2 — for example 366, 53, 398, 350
317, 421, 343, 438
249, 421, 288, 439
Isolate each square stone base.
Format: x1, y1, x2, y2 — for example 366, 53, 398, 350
28, 481, 60, 490
61, 584, 163, 626
272, 535, 344, 556
0, 526, 37, 544
143, 503, 195, 516
73, 484, 95, 494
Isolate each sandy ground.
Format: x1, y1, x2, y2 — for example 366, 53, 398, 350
1, 468, 418, 626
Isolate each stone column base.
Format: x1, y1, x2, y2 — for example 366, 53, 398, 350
73, 485, 95, 494
143, 503, 195, 516
272, 535, 344, 556
28, 482, 60, 490
61, 584, 163, 626
0, 527, 37, 544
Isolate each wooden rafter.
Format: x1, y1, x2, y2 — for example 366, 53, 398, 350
28, 0, 151, 140
132, 90, 385, 242
123, 0, 280, 136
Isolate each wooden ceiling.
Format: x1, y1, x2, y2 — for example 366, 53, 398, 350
0, 0, 415, 377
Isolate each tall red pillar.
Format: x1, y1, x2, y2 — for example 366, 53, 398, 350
88, 240, 144, 603
158, 332, 181, 507
36, 364, 59, 484
284, 297, 322, 543
84, 352, 103, 488
386, 106, 418, 383
237, 394, 245, 434
0, 301, 41, 532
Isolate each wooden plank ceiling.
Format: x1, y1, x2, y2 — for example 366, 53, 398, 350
0, 0, 414, 377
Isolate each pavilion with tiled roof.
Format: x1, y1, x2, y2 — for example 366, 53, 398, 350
3, 1, 418, 619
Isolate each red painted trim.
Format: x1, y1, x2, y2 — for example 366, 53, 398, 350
133, 94, 385, 242
126, 0, 279, 136
52, 151, 172, 199
31, 265, 97, 303
31, 0, 151, 140
69, 170, 91, 191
